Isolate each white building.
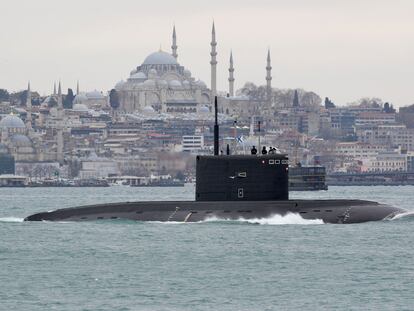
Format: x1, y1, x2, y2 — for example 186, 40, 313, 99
79, 152, 119, 179
334, 142, 386, 160
182, 135, 204, 152
357, 124, 414, 150
363, 152, 407, 172
355, 112, 396, 126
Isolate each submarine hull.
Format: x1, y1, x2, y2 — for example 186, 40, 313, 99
24, 200, 404, 224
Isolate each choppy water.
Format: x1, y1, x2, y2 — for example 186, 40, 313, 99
1, 185, 414, 311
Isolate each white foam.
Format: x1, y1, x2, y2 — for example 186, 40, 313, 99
147, 221, 186, 225
204, 213, 324, 225
0, 217, 24, 223
389, 210, 414, 220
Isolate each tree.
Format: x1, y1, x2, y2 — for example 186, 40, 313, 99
0, 89, 9, 102
324, 97, 335, 109
64, 88, 74, 109
293, 90, 300, 107
109, 89, 120, 109
383, 102, 396, 113
19, 90, 28, 106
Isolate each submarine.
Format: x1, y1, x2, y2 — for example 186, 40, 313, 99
25, 97, 405, 224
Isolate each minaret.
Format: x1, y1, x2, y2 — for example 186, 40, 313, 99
57, 81, 63, 110
171, 25, 178, 60
228, 51, 235, 97
57, 81, 64, 163
26, 81, 32, 128
53, 82, 57, 95
210, 22, 217, 102
76, 80, 80, 95
266, 49, 272, 105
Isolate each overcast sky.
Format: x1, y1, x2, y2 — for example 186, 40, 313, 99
0, 0, 413, 106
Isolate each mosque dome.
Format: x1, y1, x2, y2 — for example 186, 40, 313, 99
73, 103, 89, 112
143, 51, 178, 65
143, 79, 156, 87
42, 96, 52, 105
130, 72, 147, 80
0, 115, 26, 130
86, 90, 105, 99
142, 105, 155, 114
10, 134, 32, 147
182, 80, 191, 88
169, 80, 182, 88
73, 93, 88, 104
199, 105, 210, 114
115, 80, 126, 88
157, 80, 168, 87
196, 80, 207, 88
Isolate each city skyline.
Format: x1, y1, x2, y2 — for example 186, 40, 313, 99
1, 0, 413, 106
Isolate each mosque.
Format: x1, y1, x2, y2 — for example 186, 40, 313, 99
114, 24, 219, 114
114, 23, 274, 118
0, 82, 64, 163
0, 114, 37, 161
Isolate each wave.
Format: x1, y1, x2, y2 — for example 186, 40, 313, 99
1, 213, 324, 225
147, 213, 324, 225
204, 213, 324, 225
389, 210, 414, 221
0, 217, 24, 223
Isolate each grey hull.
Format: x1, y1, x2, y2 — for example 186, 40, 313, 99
24, 199, 405, 224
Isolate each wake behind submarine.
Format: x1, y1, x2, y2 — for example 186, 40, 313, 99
25, 98, 405, 224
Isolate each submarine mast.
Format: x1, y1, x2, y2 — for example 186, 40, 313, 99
214, 96, 219, 156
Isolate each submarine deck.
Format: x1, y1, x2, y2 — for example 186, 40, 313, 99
24, 199, 404, 224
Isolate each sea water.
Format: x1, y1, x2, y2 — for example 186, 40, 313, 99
1, 185, 413, 311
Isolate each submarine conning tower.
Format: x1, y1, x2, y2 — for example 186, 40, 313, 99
195, 96, 289, 202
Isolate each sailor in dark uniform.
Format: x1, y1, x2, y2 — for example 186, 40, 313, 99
251, 146, 258, 155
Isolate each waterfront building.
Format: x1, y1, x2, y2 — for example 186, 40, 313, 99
334, 142, 386, 160
79, 152, 119, 179
363, 152, 407, 173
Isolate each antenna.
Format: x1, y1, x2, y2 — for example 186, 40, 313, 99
214, 96, 219, 156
